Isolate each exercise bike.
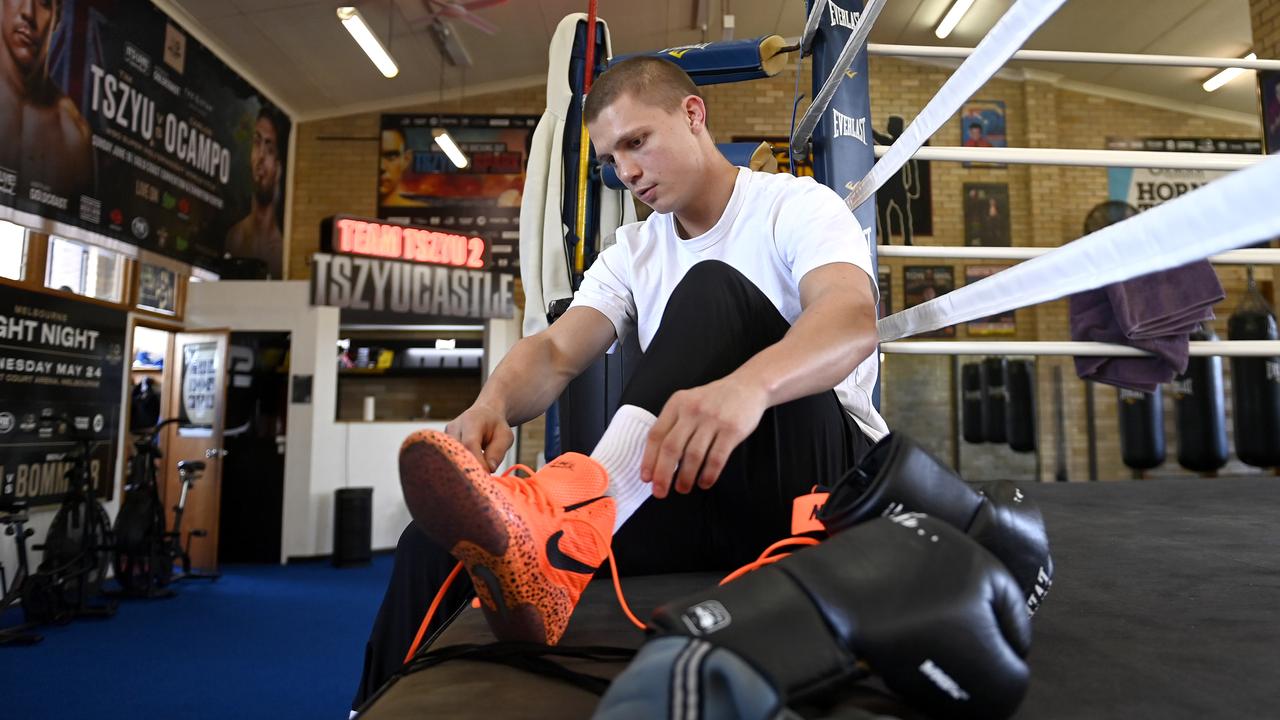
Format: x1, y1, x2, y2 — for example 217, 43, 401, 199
26, 416, 118, 623
113, 419, 220, 593
0, 501, 44, 646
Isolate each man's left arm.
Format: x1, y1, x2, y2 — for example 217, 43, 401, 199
642, 261, 878, 497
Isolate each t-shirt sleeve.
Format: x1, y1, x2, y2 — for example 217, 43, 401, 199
774, 179, 878, 303
568, 241, 636, 342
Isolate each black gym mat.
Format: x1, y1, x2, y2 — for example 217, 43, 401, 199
356, 477, 1280, 719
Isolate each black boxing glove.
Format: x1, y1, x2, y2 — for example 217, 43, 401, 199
817, 432, 1053, 615
646, 514, 1032, 720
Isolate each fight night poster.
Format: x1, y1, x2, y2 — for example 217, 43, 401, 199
378, 114, 537, 272
0, 285, 126, 507
0, 0, 291, 276
1105, 137, 1262, 212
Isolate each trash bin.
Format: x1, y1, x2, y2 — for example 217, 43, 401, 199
333, 487, 373, 567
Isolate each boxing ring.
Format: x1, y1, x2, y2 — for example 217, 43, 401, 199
357, 0, 1280, 716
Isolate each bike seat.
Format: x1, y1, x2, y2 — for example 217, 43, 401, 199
177, 460, 206, 473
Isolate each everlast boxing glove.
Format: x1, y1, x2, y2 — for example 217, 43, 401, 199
816, 432, 1053, 615
612, 515, 1030, 720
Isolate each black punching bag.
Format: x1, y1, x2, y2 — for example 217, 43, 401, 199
981, 357, 1008, 443
1228, 278, 1280, 468
1005, 359, 1037, 453
1118, 387, 1165, 470
961, 362, 985, 443
1173, 325, 1228, 473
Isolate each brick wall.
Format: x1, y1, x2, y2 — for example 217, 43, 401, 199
290, 56, 1269, 480
1253, 0, 1280, 59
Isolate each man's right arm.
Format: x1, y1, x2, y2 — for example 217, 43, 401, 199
446, 306, 618, 467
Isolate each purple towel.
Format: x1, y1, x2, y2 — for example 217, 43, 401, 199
1070, 260, 1223, 392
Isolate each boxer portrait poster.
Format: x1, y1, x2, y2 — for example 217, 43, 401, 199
378, 114, 537, 272
965, 265, 1016, 336
963, 183, 1011, 247
960, 99, 1006, 167
1261, 70, 1280, 155
903, 265, 955, 338
0, 0, 290, 273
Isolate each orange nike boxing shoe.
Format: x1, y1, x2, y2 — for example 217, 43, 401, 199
399, 430, 616, 645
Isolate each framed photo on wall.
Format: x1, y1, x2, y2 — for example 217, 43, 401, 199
877, 266, 892, 319
965, 265, 1017, 336
963, 183, 1011, 246
960, 99, 1007, 167
1261, 71, 1280, 155
903, 265, 955, 338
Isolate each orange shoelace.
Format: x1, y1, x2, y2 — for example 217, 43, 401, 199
402, 474, 823, 663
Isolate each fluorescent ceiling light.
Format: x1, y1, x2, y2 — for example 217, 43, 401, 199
935, 0, 976, 39
433, 130, 469, 169
1202, 52, 1256, 92
337, 6, 399, 78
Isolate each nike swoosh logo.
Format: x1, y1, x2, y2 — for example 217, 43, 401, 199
545, 530, 598, 575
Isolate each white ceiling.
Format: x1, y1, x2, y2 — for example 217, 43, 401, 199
159, 0, 1263, 124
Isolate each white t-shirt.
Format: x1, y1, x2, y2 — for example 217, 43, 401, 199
570, 167, 889, 441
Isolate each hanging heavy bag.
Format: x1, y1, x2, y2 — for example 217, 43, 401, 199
1005, 359, 1037, 453
1117, 386, 1165, 470
1227, 277, 1280, 468
1173, 325, 1228, 473
982, 357, 1009, 443
962, 362, 985, 443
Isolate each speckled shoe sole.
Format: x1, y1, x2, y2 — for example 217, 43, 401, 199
399, 430, 575, 644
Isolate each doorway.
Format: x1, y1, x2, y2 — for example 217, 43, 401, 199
217, 332, 290, 564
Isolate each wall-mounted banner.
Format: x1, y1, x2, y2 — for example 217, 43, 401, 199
0, 286, 125, 507
0, 0, 290, 275
310, 253, 515, 325
1105, 137, 1262, 213
378, 114, 537, 272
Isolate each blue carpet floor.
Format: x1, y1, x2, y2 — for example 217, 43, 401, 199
0, 554, 393, 719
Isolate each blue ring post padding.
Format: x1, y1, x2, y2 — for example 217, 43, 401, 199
807, 0, 880, 408
610, 36, 782, 87
600, 142, 768, 190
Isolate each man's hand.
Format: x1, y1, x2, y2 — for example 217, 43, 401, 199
641, 375, 769, 498
445, 402, 512, 472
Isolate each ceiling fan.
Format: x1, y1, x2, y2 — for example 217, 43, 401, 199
418, 0, 507, 35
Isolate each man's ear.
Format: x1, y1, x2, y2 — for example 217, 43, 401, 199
684, 95, 709, 133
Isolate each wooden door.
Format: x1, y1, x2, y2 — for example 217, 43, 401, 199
162, 330, 229, 572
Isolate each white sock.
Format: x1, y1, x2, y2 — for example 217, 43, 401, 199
590, 404, 657, 533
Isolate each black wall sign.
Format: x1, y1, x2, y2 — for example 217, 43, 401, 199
0, 286, 126, 507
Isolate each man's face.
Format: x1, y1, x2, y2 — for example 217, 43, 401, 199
3, 0, 55, 74
588, 91, 703, 214
380, 130, 408, 197
968, 125, 981, 139
251, 115, 280, 204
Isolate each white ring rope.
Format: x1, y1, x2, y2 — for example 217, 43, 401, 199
790, 0, 888, 156
799, 0, 826, 55
867, 43, 1280, 71
876, 155, 1280, 342
844, 0, 1068, 211
873, 145, 1260, 171
881, 341, 1280, 358
876, 246, 1280, 265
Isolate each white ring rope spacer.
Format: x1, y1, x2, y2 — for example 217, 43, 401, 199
880, 340, 1280, 358
872, 145, 1261, 171
876, 155, 1280, 343
845, 0, 1069, 211
790, 0, 888, 156
875, 246, 1280, 265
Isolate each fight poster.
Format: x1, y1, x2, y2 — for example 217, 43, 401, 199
963, 183, 1011, 247
378, 114, 537, 272
1105, 137, 1262, 212
0, 285, 126, 507
903, 265, 955, 338
965, 265, 1016, 336
0, 0, 290, 276
877, 266, 891, 319
1262, 71, 1280, 155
